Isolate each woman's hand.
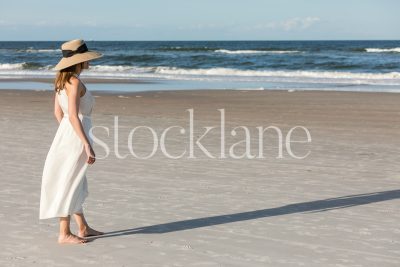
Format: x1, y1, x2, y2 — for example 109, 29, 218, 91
84, 143, 96, 165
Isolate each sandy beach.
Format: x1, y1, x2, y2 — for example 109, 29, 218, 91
1, 88, 400, 266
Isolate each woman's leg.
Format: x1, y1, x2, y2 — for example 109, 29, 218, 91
73, 212, 104, 238
58, 216, 87, 244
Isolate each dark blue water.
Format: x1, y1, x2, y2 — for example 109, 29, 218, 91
0, 41, 399, 92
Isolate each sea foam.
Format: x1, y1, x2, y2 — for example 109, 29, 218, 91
365, 48, 400, 53
0, 63, 26, 70
1, 64, 400, 86
22, 48, 61, 53
154, 67, 400, 80
215, 49, 300, 54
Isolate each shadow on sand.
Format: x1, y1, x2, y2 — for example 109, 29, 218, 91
88, 189, 400, 240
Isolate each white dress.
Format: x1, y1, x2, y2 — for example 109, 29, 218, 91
39, 74, 95, 220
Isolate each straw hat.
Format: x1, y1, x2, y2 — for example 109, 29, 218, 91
54, 39, 103, 71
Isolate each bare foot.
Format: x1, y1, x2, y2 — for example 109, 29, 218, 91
58, 233, 87, 244
78, 226, 104, 238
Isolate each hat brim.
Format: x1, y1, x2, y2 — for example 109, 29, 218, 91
54, 51, 103, 71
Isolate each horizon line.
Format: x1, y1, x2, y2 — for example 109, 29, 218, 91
0, 39, 399, 42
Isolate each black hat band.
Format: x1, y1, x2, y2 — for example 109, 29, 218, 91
62, 43, 88, 58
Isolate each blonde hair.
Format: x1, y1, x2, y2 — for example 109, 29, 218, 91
54, 62, 83, 93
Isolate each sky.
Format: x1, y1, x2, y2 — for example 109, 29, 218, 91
0, 0, 399, 41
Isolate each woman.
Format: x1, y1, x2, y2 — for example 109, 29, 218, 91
39, 39, 104, 244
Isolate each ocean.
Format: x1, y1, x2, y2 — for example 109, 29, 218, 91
0, 40, 399, 92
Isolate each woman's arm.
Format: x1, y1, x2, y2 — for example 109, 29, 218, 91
66, 77, 91, 146
54, 92, 64, 124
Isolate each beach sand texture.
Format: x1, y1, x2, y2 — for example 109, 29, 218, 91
1, 89, 400, 266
